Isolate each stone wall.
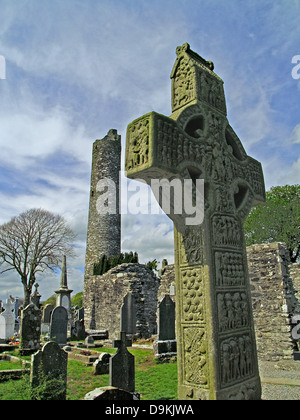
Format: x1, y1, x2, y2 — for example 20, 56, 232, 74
83, 263, 160, 340
289, 262, 300, 302
157, 263, 175, 303
246, 243, 298, 360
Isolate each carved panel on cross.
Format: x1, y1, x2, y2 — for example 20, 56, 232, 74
157, 116, 205, 169
197, 69, 227, 115
182, 326, 208, 387
217, 291, 250, 333
172, 56, 196, 111
178, 225, 204, 266
212, 215, 242, 248
214, 251, 245, 287
220, 334, 254, 387
126, 114, 150, 172
181, 267, 205, 323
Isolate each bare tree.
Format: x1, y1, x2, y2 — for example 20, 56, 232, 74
0, 208, 76, 306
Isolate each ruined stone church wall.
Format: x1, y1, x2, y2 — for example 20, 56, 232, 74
289, 262, 300, 302
83, 263, 160, 340
246, 243, 297, 360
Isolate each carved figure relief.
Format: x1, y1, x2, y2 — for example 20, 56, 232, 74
180, 226, 204, 265
212, 215, 242, 248
157, 117, 205, 169
217, 292, 249, 332
183, 327, 208, 386
215, 251, 245, 287
127, 116, 150, 170
221, 335, 253, 386
181, 268, 204, 322
173, 57, 195, 109
199, 70, 226, 114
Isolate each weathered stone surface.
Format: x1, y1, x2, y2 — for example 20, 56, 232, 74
110, 331, 135, 393
290, 262, 300, 302
0, 299, 15, 340
125, 42, 265, 400
157, 243, 300, 361
83, 263, 159, 339
83, 129, 121, 280
157, 295, 176, 341
247, 242, 299, 360
42, 304, 54, 324
93, 353, 112, 375
19, 303, 41, 352
84, 386, 139, 400
158, 263, 176, 303
120, 292, 136, 335
55, 255, 73, 313
50, 306, 68, 346
30, 341, 68, 400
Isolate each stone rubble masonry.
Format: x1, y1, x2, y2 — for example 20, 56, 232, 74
158, 242, 300, 362
83, 263, 160, 340
247, 242, 299, 361
289, 262, 300, 302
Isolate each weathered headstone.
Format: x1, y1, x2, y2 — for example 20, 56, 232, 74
0, 299, 15, 341
19, 303, 41, 353
84, 386, 139, 400
110, 331, 135, 393
50, 306, 68, 346
41, 304, 54, 335
71, 319, 86, 341
120, 292, 136, 336
93, 352, 112, 375
85, 335, 95, 348
30, 341, 68, 400
154, 295, 177, 358
125, 43, 265, 400
30, 283, 41, 308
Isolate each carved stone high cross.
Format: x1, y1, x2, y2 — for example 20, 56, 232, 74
125, 43, 265, 400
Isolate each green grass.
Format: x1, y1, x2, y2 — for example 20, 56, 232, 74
0, 360, 24, 370
0, 347, 178, 400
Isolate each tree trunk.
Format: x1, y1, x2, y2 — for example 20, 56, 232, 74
23, 284, 32, 308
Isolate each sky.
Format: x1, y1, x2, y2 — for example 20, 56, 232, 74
0, 0, 299, 301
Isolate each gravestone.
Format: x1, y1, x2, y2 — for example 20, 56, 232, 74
110, 331, 135, 393
30, 341, 68, 400
19, 303, 41, 353
125, 43, 265, 400
50, 306, 68, 346
84, 386, 139, 400
71, 319, 86, 341
85, 335, 95, 348
154, 295, 177, 358
30, 283, 41, 308
93, 353, 112, 375
120, 292, 136, 336
0, 299, 15, 341
41, 304, 54, 335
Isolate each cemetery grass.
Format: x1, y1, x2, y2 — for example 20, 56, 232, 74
0, 347, 178, 400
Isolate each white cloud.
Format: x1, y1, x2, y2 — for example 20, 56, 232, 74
291, 124, 300, 144
122, 213, 174, 266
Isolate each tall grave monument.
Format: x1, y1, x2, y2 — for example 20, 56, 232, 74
125, 43, 265, 400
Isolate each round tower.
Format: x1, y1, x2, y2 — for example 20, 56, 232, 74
84, 129, 121, 277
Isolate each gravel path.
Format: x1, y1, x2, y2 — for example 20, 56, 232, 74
259, 360, 300, 400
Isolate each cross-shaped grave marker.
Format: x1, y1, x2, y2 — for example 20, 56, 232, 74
125, 43, 265, 400
110, 331, 135, 393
